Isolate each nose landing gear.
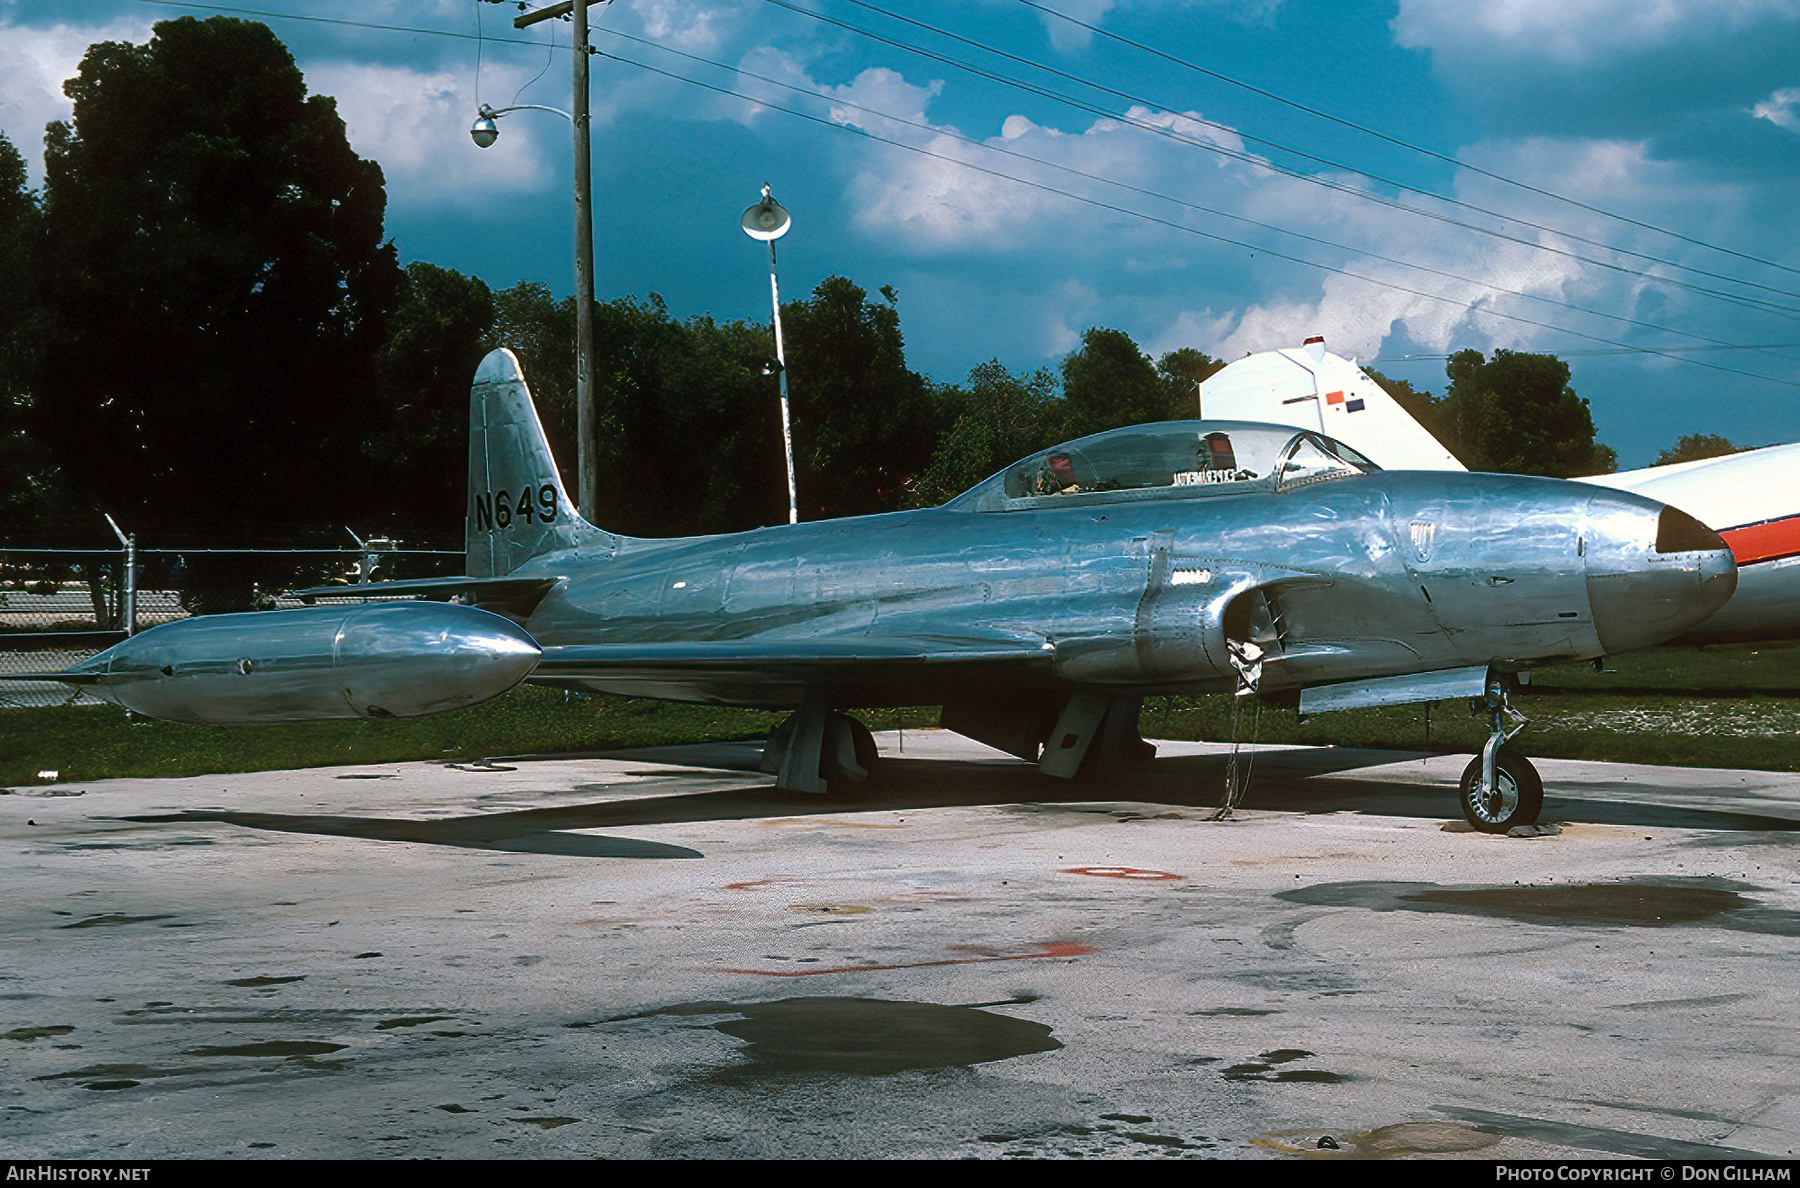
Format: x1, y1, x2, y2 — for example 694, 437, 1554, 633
1459, 678, 1542, 833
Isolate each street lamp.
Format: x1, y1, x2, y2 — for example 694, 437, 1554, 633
468, 0, 602, 525
741, 183, 797, 526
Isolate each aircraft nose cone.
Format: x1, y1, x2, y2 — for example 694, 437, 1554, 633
1584, 500, 1737, 654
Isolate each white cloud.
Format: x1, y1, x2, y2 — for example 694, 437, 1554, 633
1753, 85, 1800, 130
1393, 0, 1800, 64
1035, 0, 1286, 52
0, 14, 155, 185
827, 68, 945, 134
309, 61, 556, 208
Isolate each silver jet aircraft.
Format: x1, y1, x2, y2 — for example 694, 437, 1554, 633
42, 349, 1737, 833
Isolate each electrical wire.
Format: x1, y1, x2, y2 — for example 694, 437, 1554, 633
604, 25, 1800, 368
127, 0, 1800, 388
763, 0, 1800, 316
584, 42, 1800, 389
1019, 0, 1800, 281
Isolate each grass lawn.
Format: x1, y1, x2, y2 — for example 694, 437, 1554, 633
1, 642, 1794, 785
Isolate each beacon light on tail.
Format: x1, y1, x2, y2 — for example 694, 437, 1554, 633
45, 602, 540, 725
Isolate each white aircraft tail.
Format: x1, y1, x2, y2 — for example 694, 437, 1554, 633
1200, 339, 1464, 471
467, 348, 625, 577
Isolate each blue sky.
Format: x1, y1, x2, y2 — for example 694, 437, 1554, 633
3, 0, 1799, 466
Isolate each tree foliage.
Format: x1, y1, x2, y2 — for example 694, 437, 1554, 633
26, 17, 402, 542
1439, 349, 1615, 477
779, 276, 937, 521
363, 262, 494, 539
1060, 327, 1166, 440
0, 129, 65, 533
1654, 433, 1747, 467
1157, 347, 1223, 420
905, 360, 1060, 508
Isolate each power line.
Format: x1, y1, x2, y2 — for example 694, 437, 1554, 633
770, 0, 1800, 316
1019, 0, 1800, 281
607, 25, 1799, 368
125, 0, 1800, 389
582, 44, 1800, 390
1380, 343, 1800, 361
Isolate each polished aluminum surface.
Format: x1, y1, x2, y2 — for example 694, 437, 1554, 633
67, 602, 540, 724
517, 420, 1736, 709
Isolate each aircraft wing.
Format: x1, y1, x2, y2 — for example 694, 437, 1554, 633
289, 575, 559, 605
531, 635, 1056, 699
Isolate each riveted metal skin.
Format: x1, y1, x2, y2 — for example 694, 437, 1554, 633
516, 421, 1737, 710
63, 603, 542, 725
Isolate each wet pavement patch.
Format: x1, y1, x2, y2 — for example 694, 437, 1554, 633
226, 976, 305, 987
621, 996, 1062, 1075
1256, 1121, 1501, 1159
375, 1016, 456, 1030
513, 1116, 579, 1129
185, 1041, 347, 1057
60, 915, 176, 929
4, 1025, 74, 1041
1278, 879, 1783, 929
1222, 1048, 1345, 1083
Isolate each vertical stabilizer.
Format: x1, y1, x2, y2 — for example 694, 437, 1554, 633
467, 348, 624, 577
1201, 342, 1464, 471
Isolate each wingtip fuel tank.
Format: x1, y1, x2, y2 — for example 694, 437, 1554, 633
67, 602, 542, 725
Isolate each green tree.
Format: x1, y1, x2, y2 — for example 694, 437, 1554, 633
1060, 327, 1164, 440
27, 17, 402, 544
780, 276, 936, 520
1439, 349, 1615, 477
1363, 366, 1449, 444
362, 262, 495, 542
1655, 433, 1746, 467
905, 360, 1061, 507
490, 280, 576, 481
1156, 347, 1223, 420
0, 129, 67, 536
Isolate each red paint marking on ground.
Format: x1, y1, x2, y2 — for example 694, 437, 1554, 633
1061, 866, 1184, 881
716, 941, 1091, 977
724, 879, 790, 890
1721, 515, 1800, 566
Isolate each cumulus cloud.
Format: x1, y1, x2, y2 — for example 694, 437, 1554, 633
0, 14, 154, 185
1753, 86, 1800, 130
308, 61, 555, 207
1034, 0, 1286, 52
1392, 0, 1800, 64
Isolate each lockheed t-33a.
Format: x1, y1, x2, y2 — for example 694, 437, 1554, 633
43, 349, 1737, 834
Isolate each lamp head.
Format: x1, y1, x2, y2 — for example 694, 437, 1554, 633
469, 116, 499, 149
740, 183, 791, 241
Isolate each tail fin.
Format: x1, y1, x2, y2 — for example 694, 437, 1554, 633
1200, 341, 1464, 472
467, 348, 624, 577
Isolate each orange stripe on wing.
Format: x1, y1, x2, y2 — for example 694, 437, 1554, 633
1721, 514, 1800, 566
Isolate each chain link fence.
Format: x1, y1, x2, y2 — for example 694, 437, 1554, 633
0, 530, 462, 709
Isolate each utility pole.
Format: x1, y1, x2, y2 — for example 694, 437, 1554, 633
503, 0, 599, 523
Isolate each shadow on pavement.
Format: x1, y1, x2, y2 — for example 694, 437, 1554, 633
115, 739, 1798, 856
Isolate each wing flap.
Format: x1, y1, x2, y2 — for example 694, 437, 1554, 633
533, 636, 1055, 682
290, 576, 558, 605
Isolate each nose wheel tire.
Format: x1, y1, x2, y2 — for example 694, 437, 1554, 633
1459, 745, 1543, 833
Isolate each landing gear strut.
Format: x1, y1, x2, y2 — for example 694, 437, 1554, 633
1459, 677, 1542, 833
760, 690, 879, 796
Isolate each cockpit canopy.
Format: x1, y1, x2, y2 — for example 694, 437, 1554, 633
947, 421, 1379, 513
